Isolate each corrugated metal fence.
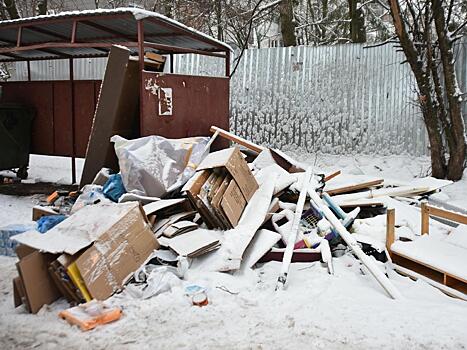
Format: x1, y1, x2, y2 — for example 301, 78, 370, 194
7, 40, 467, 156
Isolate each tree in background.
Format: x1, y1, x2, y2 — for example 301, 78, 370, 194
387, 0, 466, 180
293, 0, 391, 45
279, 0, 297, 45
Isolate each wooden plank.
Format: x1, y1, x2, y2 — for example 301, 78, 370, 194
427, 205, 467, 225
391, 252, 445, 284
445, 274, 467, 294
421, 202, 430, 235
323, 170, 341, 182
386, 208, 395, 252
393, 264, 467, 301
340, 201, 384, 208
209, 126, 265, 153
326, 179, 384, 196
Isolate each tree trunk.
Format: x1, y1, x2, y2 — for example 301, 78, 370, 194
348, 0, 366, 43
388, 0, 447, 178
279, 0, 297, 46
215, 0, 223, 41
3, 0, 20, 19
432, 0, 466, 180
37, 0, 47, 16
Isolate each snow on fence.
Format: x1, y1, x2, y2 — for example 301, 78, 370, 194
7, 39, 467, 157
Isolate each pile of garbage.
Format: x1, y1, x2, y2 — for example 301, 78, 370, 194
8, 126, 461, 330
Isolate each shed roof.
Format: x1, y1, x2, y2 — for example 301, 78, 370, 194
0, 8, 232, 62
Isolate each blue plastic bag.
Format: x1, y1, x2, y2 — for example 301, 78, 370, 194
102, 174, 126, 202
37, 215, 66, 233
0, 223, 36, 256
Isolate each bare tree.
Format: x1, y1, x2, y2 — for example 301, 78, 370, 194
3, 0, 20, 19
387, 0, 466, 180
279, 0, 297, 45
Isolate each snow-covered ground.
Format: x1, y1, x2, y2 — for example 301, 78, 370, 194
0, 154, 466, 350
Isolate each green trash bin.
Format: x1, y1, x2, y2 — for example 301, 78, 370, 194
0, 104, 34, 179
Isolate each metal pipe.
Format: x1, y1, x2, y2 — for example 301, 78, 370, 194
26, 61, 31, 81
137, 20, 145, 137
169, 53, 174, 73
69, 58, 77, 184
225, 50, 230, 77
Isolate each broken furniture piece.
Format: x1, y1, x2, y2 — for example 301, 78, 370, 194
387, 204, 467, 296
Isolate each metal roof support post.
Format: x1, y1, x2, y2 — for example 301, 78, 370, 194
225, 50, 230, 77
170, 53, 174, 73
26, 61, 31, 81
137, 20, 145, 134
69, 58, 77, 184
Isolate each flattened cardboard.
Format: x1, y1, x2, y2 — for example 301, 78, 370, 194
16, 251, 61, 314
220, 180, 246, 227
74, 205, 159, 300
13, 277, 24, 308
143, 198, 188, 216
168, 229, 220, 258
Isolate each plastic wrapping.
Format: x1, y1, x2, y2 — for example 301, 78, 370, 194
111, 135, 209, 197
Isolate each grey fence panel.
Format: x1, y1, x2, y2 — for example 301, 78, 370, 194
175, 44, 431, 156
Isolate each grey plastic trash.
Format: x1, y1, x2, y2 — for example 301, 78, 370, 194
111, 135, 209, 197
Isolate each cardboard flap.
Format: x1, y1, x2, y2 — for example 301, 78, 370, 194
74, 207, 159, 300
143, 198, 187, 216
16, 251, 61, 314
220, 180, 247, 227
196, 148, 236, 170
12, 202, 140, 255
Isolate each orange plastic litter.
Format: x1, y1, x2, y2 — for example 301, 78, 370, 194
58, 300, 122, 331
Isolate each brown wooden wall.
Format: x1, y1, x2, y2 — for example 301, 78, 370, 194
0, 81, 101, 158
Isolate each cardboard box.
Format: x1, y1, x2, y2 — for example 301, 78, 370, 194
14, 249, 61, 313
32, 205, 59, 221
184, 148, 258, 228
13, 202, 160, 301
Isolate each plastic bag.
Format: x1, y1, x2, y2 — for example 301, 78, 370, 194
111, 135, 209, 197
70, 185, 109, 214
37, 215, 67, 233
102, 174, 126, 202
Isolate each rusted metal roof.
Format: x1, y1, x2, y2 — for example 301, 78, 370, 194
0, 8, 232, 62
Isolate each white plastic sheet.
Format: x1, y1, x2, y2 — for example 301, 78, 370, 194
111, 135, 209, 197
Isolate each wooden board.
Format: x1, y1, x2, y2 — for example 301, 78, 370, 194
391, 251, 467, 294
326, 179, 384, 196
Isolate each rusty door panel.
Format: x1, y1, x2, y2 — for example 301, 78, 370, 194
141, 72, 229, 149
73, 81, 97, 157
0, 82, 55, 155
0, 81, 100, 157
53, 82, 73, 156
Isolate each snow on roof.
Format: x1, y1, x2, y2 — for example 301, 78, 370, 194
0, 7, 232, 63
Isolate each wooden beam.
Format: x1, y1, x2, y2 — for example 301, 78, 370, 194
386, 208, 395, 252
421, 202, 430, 235
326, 179, 384, 196
426, 204, 467, 225
323, 170, 341, 182
210, 126, 265, 153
